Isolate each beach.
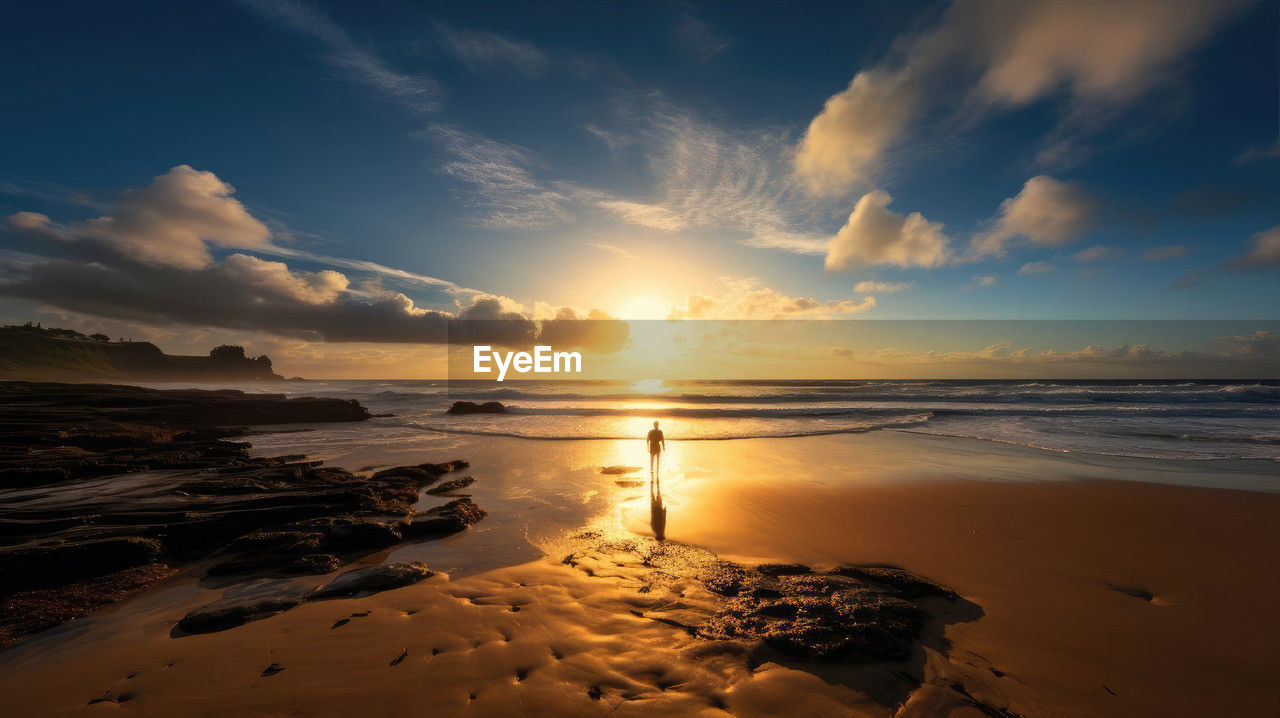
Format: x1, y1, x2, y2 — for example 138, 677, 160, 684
1, 406, 1277, 716
4, 0, 1276, 712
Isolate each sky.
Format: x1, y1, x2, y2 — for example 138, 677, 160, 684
0, 0, 1276, 378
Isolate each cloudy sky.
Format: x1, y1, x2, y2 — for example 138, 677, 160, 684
0, 1, 1276, 377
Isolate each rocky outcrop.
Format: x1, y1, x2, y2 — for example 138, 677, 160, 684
445, 401, 507, 415
0, 382, 369, 488
831, 564, 958, 601
0, 382, 486, 647
176, 563, 435, 634
176, 579, 308, 634
560, 533, 963, 664
404, 498, 488, 538
0, 537, 163, 591
310, 562, 434, 600
425, 476, 475, 495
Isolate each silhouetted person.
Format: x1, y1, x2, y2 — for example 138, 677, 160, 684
650, 471, 667, 541
647, 421, 665, 476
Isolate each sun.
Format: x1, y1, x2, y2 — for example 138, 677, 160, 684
616, 294, 671, 320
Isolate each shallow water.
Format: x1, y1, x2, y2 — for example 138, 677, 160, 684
154, 379, 1280, 461
241, 426, 1280, 580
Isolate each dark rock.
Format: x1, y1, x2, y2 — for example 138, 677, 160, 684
558, 534, 958, 665
0, 563, 175, 648
445, 401, 506, 415
283, 553, 342, 575
403, 499, 487, 538
830, 564, 957, 600
0, 466, 71, 487
756, 601, 799, 618
262, 663, 285, 676
371, 466, 436, 482
0, 537, 163, 590
756, 562, 812, 577
295, 517, 405, 552
600, 466, 641, 475
701, 561, 749, 597
176, 579, 306, 634
421, 459, 469, 473
425, 476, 475, 495
310, 562, 434, 600
0, 379, 485, 647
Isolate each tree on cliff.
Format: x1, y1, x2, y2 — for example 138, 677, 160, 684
210, 345, 246, 361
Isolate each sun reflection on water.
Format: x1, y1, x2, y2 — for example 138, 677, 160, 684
629, 378, 666, 395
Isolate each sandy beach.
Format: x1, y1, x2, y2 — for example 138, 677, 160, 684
2, 427, 1276, 717
3, 0, 1278, 713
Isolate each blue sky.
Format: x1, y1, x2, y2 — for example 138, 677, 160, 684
0, 1, 1276, 375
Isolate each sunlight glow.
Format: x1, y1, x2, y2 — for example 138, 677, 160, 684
630, 378, 665, 395
616, 295, 672, 320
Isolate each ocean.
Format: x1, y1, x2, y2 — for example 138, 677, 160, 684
219, 379, 1280, 462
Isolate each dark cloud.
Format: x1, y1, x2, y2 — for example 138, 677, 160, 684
1, 253, 626, 350
1, 166, 625, 351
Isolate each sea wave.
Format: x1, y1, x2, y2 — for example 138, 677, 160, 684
273, 379, 1280, 460
440, 383, 1280, 405
408, 412, 934, 441
465, 404, 1279, 420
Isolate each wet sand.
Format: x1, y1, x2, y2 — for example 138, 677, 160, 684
1, 431, 1277, 716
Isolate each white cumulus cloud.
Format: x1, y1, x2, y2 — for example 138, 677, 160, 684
826, 191, 950, 271
971, 176, 1094, 258
8, 165, 271, 270
794, 68, 921, 195
791, 0, 1240, 194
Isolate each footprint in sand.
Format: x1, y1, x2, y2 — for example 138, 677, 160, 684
1107, 584, 1174, 605
332, 610, 374, 628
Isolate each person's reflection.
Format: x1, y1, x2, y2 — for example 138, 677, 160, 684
650, 470, 667, 541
